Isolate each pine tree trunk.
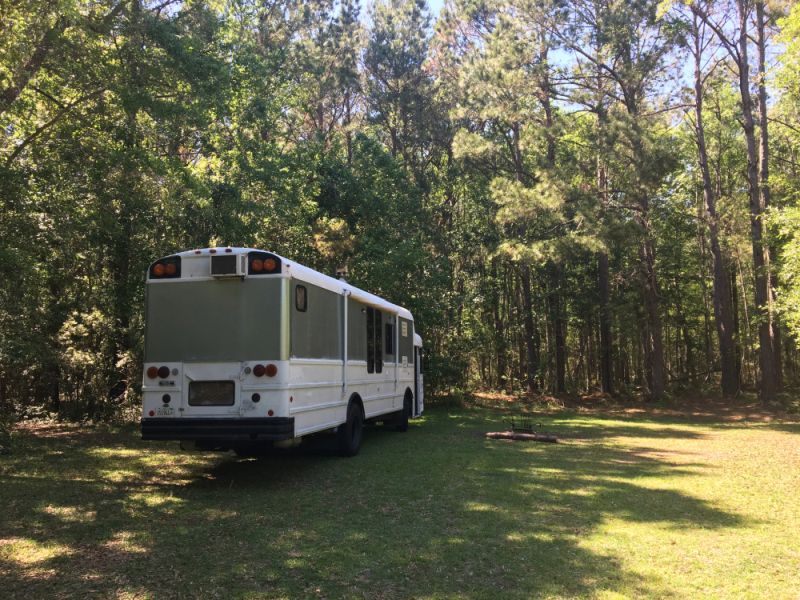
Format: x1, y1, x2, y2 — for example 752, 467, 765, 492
737, 0, 777, 401
597, 156, 613, 394
639, 228, 665, 400
492, 260, 506, 390
691, 15, 739, 396
755, 0, 782, 391
520, 265, 538, 395
547, 264, 566, 393
598, 251, 614, 392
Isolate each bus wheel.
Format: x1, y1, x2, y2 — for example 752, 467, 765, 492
395, 395, 411, 432
338, 402, 363, 457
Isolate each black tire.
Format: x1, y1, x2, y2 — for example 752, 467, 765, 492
395, 395, 411, 432
338, 402, 364, 457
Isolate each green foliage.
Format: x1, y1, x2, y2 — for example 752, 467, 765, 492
1, 0, 799, 414
773, 207, 800, 341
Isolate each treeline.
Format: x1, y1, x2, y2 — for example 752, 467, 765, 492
1, 0, 800, 419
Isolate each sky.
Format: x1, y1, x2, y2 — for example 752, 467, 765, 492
428, 0, 444, 16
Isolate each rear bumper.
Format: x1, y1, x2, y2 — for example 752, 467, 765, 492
141, 417, 295, 441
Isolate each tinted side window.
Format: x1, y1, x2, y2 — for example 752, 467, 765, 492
385, 323, 394, 355
375, 311, 383, 373
366, 307, 375, 373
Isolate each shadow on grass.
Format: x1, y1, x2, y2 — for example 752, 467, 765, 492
768, 423, 800, 435
0, 407, 751, 598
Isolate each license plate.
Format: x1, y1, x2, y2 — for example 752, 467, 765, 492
156, 406, 174, 416
189, 381, 235, 406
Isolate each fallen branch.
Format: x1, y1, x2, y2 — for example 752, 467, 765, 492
486, 431, 559, 443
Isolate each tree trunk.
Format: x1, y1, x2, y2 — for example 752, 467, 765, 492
538, 47, 565, 393
491, 260, 506, 390
755, 0, 782, 391
737, 0, 778, 401
691, 15, 739, 396
639, 228, 665, 400
597, 155, 613, 394
547, 263, 566, 393
520, 265, 539, 395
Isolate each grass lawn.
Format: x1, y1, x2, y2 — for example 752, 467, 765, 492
1, 401, 799, 599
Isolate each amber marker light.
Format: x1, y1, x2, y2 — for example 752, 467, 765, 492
265, 364, 278, 377
147, 366, 158, 379
251, 259, 264, 272
263, 258, 277, 272
153, 263, 166, 277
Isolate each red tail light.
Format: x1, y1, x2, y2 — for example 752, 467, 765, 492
157, 366, 170, 378
149, 256, 181, 279
253, 364, 266, 377
248, 252, 281, 275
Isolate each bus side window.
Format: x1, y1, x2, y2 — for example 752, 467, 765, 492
295, 285, 307, 312
375, 311, 382, 373
366, 307, 375, 373
385, 323, 394, 355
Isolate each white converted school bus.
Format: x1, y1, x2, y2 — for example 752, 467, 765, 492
140, 247, 423, 456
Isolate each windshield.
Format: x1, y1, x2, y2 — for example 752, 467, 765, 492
145, 278, 283, 362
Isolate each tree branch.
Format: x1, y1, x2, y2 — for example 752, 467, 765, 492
0, 16, 69, 116
5, 89, 106, 166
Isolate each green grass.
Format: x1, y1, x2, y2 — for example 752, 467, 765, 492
1, 405, 799, 599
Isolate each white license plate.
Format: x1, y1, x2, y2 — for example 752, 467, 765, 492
156, 406, 174, 416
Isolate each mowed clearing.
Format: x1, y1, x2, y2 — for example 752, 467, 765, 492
1, 402, 799, 599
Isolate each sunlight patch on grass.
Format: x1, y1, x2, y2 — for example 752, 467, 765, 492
115, 587, 151, 600
463, 501, 501, 512
203, 508, 239, 520
41, 504, 97, 523
101, 469, 140, 482
88, 448, 144, 458
0, 537, 74, 565
104, 531, 148, 554
284, 557, 306, 569
127, 491, 184, 508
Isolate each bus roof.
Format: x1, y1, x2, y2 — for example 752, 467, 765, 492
161, 247, 415, 321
